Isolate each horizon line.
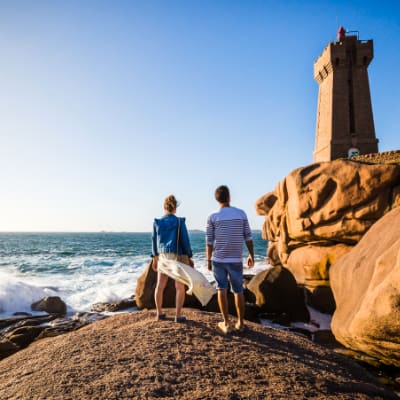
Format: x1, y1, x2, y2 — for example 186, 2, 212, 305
0, 229, 207, 234
0, 229, 262, 234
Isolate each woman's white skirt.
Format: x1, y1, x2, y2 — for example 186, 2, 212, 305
158, 253, 216, 306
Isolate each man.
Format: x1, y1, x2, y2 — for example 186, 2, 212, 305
206, 185, 254, 334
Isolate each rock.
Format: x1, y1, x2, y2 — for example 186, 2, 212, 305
135, 260, 202, 310
312, 330, 341, 349
0, 310, 396, 400
0, 317, 25, 330
38, 319, 89, 339
13, 312, 32, 317
243, 303, 261, 322
256, 159, 400, 311
285, 160, 399, 243
91, 298, 136, 313
255, 191, 278, 240
71, 312, 108, 324
23, 313, 108, 340
287, 244, 352, 285
246, 266, 310, 322
0, 314, 57, 331
330, 206, 400, 366
353, 150, 400, 164
255, 191, 278, 217
0, 313, 110, 360
135, 260, 157, 309
31, 296, 67, 315
305, 285, 336, 315
5, 325, 45, 348
201, 291, 259, 322
0, 339, 19, 360
13, 315, 58, 328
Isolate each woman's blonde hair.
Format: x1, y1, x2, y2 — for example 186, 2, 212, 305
164, 195, 179, 213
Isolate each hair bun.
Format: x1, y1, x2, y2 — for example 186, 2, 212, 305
164, 195, 179, 212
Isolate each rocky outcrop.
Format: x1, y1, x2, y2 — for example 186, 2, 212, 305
0, 339, 19, 359
91, 298, 136, 312
0, 315, 57, 360
31, 296, 67, 315
353, 150, 400, 164
5, 326, 45, 349
0, 311, 396, 399
0, 313, 106, 360
135, 260, 202, 310
246, 266, 310, 322
330, 206, 400, 366
256, 159, 400, 312
286, 243, 352, 285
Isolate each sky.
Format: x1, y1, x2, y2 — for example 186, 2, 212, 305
0, 0, 399, 232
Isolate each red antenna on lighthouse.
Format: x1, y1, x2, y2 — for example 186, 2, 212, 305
337, 26, 346, 42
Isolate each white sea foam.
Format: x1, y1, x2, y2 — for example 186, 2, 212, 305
0, 258, 149, 317
0, 273, 55, 317
291, 306, 332, 332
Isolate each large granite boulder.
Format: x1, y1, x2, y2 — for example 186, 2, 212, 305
256, 159, 400, 312
135, 260, 158, 309
135, 260, 202, 310
286, 244, 352, 285
204, 290, 260, 322
246, 266, 310, 322
330, 206, 400, 366
284, 161, 399, 244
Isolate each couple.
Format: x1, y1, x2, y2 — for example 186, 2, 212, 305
151, 185, 254, 333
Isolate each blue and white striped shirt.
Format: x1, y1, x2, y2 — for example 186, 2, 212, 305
206, 206, 253, 263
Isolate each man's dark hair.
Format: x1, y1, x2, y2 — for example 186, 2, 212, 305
215, 185, 230, 203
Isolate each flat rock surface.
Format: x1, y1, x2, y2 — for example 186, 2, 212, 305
0, 309, 396, 400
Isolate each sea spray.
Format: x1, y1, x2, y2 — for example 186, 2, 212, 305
0, 275, 54, 316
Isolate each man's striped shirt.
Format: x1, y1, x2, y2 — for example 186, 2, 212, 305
206, 206, 253, 263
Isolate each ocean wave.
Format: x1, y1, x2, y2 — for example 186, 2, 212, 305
0, 233, 269, 317
0, 274, 57, 316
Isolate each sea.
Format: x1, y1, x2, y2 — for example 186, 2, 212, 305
0, 231, 269, 318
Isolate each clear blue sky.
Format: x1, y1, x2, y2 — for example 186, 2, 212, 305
0, 0, 399, 232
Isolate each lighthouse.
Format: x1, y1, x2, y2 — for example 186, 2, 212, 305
313, 27, 379, 162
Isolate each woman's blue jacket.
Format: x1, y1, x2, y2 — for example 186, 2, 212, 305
152, 214, 193, 258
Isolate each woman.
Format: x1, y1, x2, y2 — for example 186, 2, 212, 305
151, 195, 194, 322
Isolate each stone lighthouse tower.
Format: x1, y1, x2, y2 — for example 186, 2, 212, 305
313, 27, 379, 162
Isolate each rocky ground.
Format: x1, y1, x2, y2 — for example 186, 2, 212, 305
0, 309, 397, 400
353, 150, 400, 164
